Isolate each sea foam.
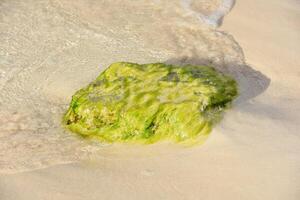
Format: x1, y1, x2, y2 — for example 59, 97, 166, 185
181, 0, 235, 27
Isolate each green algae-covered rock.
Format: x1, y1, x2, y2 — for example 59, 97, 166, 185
63, 62, 237, 144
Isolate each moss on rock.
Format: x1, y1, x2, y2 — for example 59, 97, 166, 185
63, 62, 237, 144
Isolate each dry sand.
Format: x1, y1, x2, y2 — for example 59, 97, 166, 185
1, 0, 300, 199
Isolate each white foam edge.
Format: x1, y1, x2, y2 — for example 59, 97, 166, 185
180, 0, 236, 28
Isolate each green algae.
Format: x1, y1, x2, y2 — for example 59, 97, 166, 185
63, 62, 237, 145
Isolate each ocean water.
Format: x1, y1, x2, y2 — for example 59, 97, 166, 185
0, 0, 264, 174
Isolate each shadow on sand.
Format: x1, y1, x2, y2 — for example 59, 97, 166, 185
164, 57, 270, 104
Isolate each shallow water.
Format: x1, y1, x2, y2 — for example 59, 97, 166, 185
0, 0, 265, 174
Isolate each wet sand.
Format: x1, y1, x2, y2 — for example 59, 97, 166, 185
1, 0, 300, 199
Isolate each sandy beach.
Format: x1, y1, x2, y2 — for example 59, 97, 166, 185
0, 0, 300, 199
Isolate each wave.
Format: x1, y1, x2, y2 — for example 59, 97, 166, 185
0, 0, 269, 174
